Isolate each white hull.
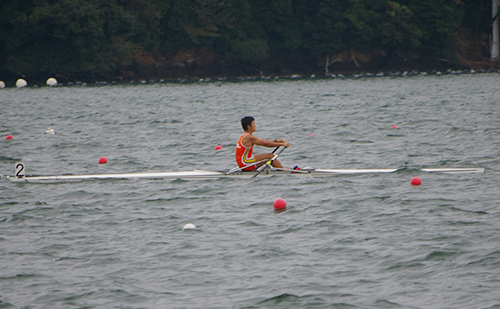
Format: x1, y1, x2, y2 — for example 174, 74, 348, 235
5, 167, 484, 183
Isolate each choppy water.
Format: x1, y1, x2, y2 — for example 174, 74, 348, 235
1, 75, 499, 308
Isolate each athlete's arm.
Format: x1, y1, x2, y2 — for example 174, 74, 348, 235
245, 135, 289, 148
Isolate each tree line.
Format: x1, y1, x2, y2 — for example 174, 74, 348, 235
0, 0, 494, 82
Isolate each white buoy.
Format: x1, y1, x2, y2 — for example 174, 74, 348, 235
45, 127, 55, 135
0, 81, 5, 89
46, 77, 58, 87
183, 223, 196, 230
16, 79, 27, 88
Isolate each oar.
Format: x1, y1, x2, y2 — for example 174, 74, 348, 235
251, 146, 286, 178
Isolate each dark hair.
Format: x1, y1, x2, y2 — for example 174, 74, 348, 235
241, 116, 255, 131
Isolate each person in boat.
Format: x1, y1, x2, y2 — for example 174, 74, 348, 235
236, 116, 289, 171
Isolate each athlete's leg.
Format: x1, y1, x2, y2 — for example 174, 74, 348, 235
271, 159, 284, 168
253, 153, 284, 168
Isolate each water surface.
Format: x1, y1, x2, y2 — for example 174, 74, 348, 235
1, 75, 499, 308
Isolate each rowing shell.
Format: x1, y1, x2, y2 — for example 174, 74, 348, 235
5, 164, 484, 183
6, 168, 397, 183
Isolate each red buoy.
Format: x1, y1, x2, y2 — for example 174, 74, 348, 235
6, 135, 13, 140
215, 145, 223, 150
99, 157, 108, 164
411, 177, 422, 186
273, 198, 287, 210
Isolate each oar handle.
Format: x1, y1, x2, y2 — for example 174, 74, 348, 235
272, 146, 286, 158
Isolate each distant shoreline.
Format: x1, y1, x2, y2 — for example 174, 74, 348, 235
2, 68, 499, 89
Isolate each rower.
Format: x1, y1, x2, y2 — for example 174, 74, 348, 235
235, 116, 289, 171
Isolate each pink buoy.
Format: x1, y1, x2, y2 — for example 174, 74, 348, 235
411, 177, 421, 186
273, 198, 287, 210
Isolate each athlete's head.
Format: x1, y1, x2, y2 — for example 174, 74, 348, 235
241, 116, 255, 131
